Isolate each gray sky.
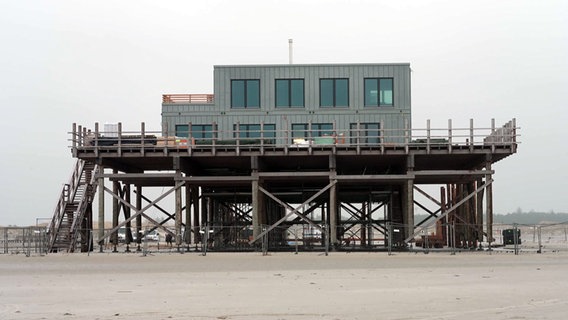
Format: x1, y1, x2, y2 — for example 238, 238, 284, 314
1, 0, 567, 226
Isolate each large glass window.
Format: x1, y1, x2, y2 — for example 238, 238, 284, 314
233, 124, 276, 139
276, 79, 304, 108
175, 124, 213, 139
292, 123, 334, 138
350, 123, 381, 144
364, 78, 393, 106
231, 79, 260, 108
320, 78, 349, 107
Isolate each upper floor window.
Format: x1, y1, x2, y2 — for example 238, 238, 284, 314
350, 123, 381, 144
175, 124, 214, 139
231, 79, 260, 108
320, 78, 349, 107
276, 79, 304, 108
233, 123, 276, 139
364, 78, 393, 106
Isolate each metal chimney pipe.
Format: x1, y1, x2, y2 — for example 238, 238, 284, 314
288, 39, 293, 64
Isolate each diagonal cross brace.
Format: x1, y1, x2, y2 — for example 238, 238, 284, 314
101, 182, 184, 243
404, 179, 493, 243
249, 180, 336, 244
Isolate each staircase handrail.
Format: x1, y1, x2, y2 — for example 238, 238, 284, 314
46, 159, 85, 251
68, 164, 100, 252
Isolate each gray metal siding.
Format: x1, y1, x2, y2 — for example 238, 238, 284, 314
164, 63, 411, 141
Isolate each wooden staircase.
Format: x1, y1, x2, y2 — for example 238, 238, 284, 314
47, 160, 99, 253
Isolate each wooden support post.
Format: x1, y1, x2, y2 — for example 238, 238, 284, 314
185, 183, 191, 246
136, 185, 142, 251
98, 165, 104, 252
112, 171, 119, 251
329, 155, 338, 248
486, 158, 494, 246
404, 155, 415, 242
175, 175, 182, 247
192, 186, 200, 244
476, 178, 485, 243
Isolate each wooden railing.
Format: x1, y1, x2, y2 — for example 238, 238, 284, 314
162, 94, 214, 104
70, 119, 519, 155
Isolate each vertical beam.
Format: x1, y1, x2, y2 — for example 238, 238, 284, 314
98, 165, 104, 251
252, 179, 260, 240
251, 156, 260, 241
476, 178, 485, 242
486, 158, 494, 246
112, 171, 119, 251
136, 185, 142, 251
192, 186, 200, 244
174, 157, 182, 247
185, 182, 191, 245
404, 155, 415, 241
329, 155, 338, 247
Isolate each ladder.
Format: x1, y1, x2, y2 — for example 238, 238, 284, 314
47, 160, 99, 253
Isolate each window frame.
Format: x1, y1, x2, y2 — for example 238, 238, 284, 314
364, 77, 394, 107
292, 123, 334, 139
231, 79, 260, 109
175, 124, 214, 139
275, 79, 305, 108
349, 122, 381, 144
319, 78, 349, 108
233, 123, 276, 139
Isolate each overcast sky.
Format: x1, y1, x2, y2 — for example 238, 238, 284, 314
1, 0, 566, 226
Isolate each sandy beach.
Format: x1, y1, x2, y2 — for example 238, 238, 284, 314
1, 251, 567, 320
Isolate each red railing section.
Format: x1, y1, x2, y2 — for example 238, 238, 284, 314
162, 94, 214, 104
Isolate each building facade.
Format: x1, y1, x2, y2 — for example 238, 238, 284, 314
162, 63, 411, 145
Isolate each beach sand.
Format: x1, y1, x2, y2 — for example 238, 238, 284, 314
1, 251, 567, 319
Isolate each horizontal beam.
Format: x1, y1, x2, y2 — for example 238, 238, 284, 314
414, 170, 494, 176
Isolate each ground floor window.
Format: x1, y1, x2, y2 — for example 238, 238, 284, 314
350, 123, 381, 144
175, 124, 214, 139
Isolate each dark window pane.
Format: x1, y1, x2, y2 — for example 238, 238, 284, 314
275, 80, 289, 107
290, 79, 304, 107
365, 78, 379, 106
379, 78, 393, 106
292, 124, 308, 138
335, 79, 349, 106
175, 125, 189, 137
247, 80, 260, 107
320, 79, 334, 107
231, 80, 245, 108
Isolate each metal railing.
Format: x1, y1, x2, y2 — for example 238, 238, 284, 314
162, 94, 214, 104
0, 227, 48, 256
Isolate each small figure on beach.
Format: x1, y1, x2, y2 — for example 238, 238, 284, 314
165, 233, 173, 247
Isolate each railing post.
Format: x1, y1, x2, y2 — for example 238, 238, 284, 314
260, 121, 265, 155
140, 122, 145, 156
469, 118, 474, 152
72, 123, 77, 148
212, 122, 217, 156
356, 121, 361, 155
117, 122, 122, 157
491, 118, 496, 153
404, 119, 409, 154
426, 119, 431, 154
236, 121, 240, 156
448, 119, 452, 154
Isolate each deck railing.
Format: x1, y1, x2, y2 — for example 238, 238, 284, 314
70, 119, 519, 153
162, 94, 214, 104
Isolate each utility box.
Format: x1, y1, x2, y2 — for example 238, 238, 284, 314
503, 228, 521, 245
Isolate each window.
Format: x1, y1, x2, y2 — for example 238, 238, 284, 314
175, 124, 213, 139
364, 78, 393, 106
292, 123, 334, 138
320, 78, 349, 107
233, 124, 276, 139
276, 79, 304, 108
350, 123, 381, 144
231, 79, 260, 108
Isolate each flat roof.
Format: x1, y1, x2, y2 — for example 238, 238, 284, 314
214, 63, 411, 68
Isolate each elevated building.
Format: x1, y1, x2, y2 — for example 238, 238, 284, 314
47, 63, 517, 253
